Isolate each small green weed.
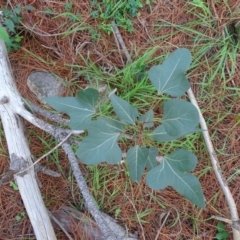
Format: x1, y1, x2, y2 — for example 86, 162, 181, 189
50, 2, 100, 41
215, 222, 229, 240
15, 211, 26, 221
9, 181, 19, 191
0, 4, 35, 52
90, 0, 151, 33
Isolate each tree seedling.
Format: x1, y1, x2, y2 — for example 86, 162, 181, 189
15, 211, 26, 221
45, 48, 205, 208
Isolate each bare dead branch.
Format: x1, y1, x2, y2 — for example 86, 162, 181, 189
187, 88, 240, 239
25, 101, 69, 125
111, 21, 132, 64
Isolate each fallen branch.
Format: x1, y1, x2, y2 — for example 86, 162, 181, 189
0, 39, 137, 239
25, 101, 69, 125
0, 40, 56, 239
18, 105, 137, 240
111, 21, 131, 64
187, 88, 240, 239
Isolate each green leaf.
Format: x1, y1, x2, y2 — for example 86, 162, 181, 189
110, 94, 138, 125
139, 110, 154, 128
162, 99, 199, 137
4, 19, 15, 32
145, 147, 158, 170
13, 4, 21, 15
10, 181, 19, 191
77, 117, 124, 164
76, 88, 99, 108
148, 48, 191, 96
44, 88, 98, 130
151, 125, 180, 142
24, 5, 36, 11
7, 41, 21, 51
64, 2, 73, 12
126, 146, 149, 182
0, 26, 10, 42
11, 15, 21, 24
217, 221, 227, 232
43, 8, 55, 15
14, 35, 23, 43
150, 124, 199, 142
15, 215, 21, 221
146, 149, 205, 208
215, 232, 229, 240
215, 222, 229, 240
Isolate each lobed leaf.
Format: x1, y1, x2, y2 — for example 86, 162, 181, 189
77, 117, 124, 164
146, 149, 205, 208
162, 99, 199, 137
44, 88, 99, 130
148, 48, 191, 96
110, 94, 138, 125
150, 124, 199, 142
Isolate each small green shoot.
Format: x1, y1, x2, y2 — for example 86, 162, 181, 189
10, 181, 19, 191
90, 0, 149, 33
0, 4, 35, 52
115, 208, 121, 218
15, 211, 26, 221
64, 2, 73, 12
215, 221, 229, 240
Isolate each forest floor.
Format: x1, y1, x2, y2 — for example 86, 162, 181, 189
0, 0, 240, 239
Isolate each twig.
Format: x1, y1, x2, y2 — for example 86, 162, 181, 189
187, 88, 240, 239
16, 131, 73, 176
48, 210, 74, 240
137, 15, 152, 41
212, 215, 232, 225
61, 141, 137, 240
0, 170, 15, 186
111, 21, 132, 64
124, 194, 145, 240
98, 212, 138, 239
108, 88, 117, 98
212, 216, 240, 231
60, 141, 117, 240
34, 163, 61, 177
111, 24, 125, 66
25, 101, 69, 125
0, 163, 60, 187
154, 210, 170, 240
17, 108, 84, 136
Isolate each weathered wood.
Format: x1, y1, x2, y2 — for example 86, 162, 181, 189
0, 40, 56, 239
